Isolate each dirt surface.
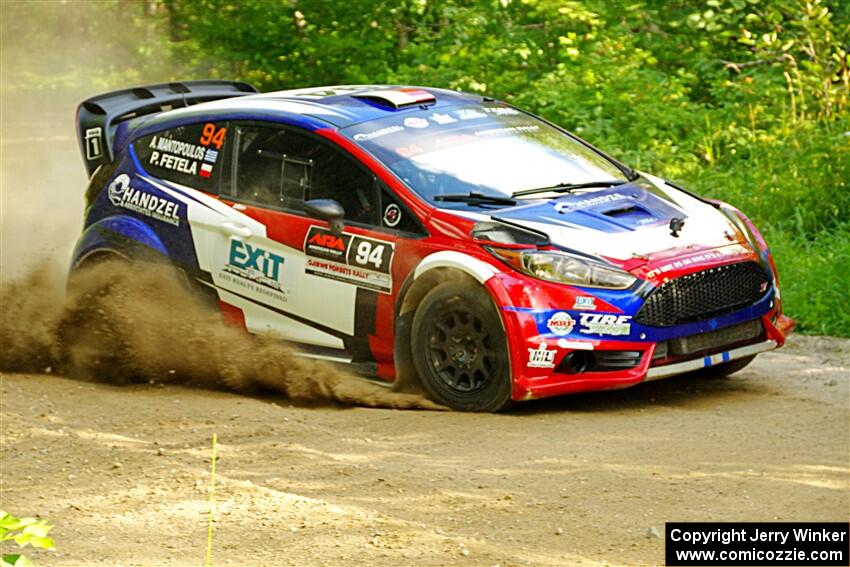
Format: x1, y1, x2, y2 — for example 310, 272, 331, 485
1, 335, 847, 566
1, 14, 848, 567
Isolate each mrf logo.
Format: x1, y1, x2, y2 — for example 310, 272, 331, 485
546, 312, 575, 336
225, 240, 285, 292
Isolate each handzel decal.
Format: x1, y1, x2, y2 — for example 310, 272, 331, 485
223, 240, 287, 300
546, 312, 575, 336
527, 343, 556, 368
554, 192, 629, 214
303, 226, 394, 293
579, 314, 632, 336
107, 174, 180, 226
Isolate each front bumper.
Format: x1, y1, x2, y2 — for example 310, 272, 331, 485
644, 339, 776, 381
501, 308, 794, 402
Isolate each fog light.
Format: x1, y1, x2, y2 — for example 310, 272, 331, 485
561, 351, 596, 374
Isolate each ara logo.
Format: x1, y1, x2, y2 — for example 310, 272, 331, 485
226, 240, 285, 292
308, 233, 346, 251
304, 226, 351, 261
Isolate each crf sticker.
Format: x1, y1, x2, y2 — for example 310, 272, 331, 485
527, 343, 556, 369
303, 226, 394, 293
546, 312, 575, 336
579, 314, 632, 336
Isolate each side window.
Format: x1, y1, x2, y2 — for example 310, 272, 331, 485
379, 184, 424, 234
227, 123, 379, 225
226, 125, 311, 210
133, 121, 228, 193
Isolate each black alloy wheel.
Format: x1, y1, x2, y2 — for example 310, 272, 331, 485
411, 281, 512, 411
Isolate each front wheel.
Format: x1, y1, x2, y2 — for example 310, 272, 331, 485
410, 281, 512, 412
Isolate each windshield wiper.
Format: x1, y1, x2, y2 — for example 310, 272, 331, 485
433, 192, 517, 206
511, 179, 628, 198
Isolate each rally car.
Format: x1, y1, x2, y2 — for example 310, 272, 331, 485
72, 81, 794, 411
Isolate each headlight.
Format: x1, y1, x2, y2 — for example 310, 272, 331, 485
719, 205, 761, 251
488, 248, 637, 289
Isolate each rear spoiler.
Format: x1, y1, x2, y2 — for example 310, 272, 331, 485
75, 80, 258, 176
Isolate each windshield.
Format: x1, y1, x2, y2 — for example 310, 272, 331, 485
341, 104, 627, 206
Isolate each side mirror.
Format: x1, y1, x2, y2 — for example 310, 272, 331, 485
304, 199, 345, 235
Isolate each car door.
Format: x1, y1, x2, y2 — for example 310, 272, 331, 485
206, 121, 408, 361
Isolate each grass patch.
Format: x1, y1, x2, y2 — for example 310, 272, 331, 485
765, 225, 850, 337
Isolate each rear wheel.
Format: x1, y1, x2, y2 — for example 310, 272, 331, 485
411, 281, 512, 412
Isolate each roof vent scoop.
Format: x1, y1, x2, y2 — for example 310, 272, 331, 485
352, 88, 436, 109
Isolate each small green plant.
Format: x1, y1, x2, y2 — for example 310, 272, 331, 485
205, 433, 218, 567
0, 511, 56, 567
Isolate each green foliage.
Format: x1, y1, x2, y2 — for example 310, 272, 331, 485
4, 0, 848, 334
764, 224, 850, 335
0, 511, 56, 567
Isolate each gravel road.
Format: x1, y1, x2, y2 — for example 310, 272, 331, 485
1, 335, 847, 566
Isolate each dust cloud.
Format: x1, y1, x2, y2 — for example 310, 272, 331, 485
0, 260, 442, 409
1, 3, 442, 410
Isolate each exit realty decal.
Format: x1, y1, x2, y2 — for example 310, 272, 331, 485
221, 240, 290, 302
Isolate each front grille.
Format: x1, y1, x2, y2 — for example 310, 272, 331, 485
652, 319, 764, 363
595, 350, 643, 370
636, 262, 771, 327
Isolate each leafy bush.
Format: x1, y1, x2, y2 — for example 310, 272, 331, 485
4, 0, 848, 334
0, 512, 56, 567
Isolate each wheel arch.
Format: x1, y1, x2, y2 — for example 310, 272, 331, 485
392, 251, 504, 394
70, 214, 169, 271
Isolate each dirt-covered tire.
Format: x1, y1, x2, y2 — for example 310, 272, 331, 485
410, 281, 512, 412
688, 355, 756, 379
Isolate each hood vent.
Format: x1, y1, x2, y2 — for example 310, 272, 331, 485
603, 205, 641, 218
